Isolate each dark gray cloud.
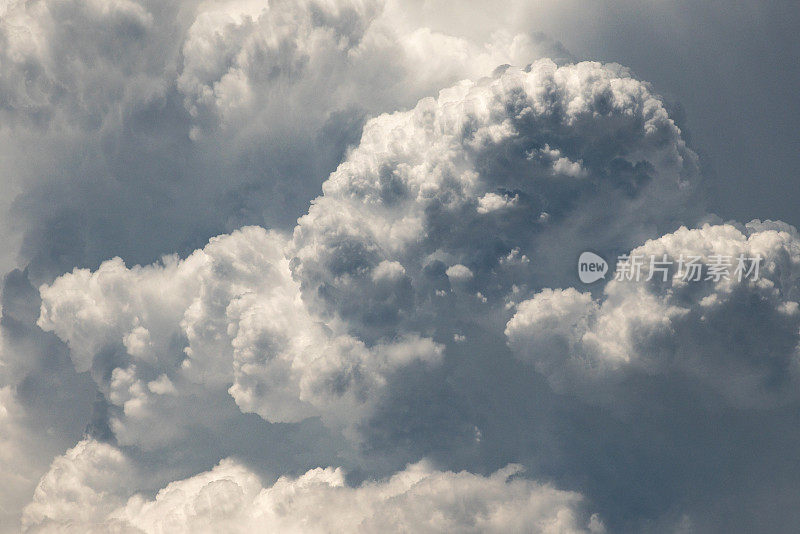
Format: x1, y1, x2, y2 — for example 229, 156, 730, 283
0, 270, 95, 529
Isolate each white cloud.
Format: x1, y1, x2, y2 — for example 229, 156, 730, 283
33, 54, 703, 451
22, 439, 604, 534
507, 221, 800, 407
0, 6, 573, 526
36, 57, 700, 448
0, 0, 570, 288
21, 439, 135, 533
446, 264, 474, 282
22, 48, 715, 530
37, 226, 442, 445
477, 192, 519, 214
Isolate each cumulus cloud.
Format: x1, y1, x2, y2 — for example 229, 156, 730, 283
22, 439, 604, 534
0, 0, 568, 284
0, 2, 571, 525
5, 0, 799, 531
507, 220, 800, 407
37, 226, 442, 445
21, 439, 135, 532
290, 58, 700, 347
22, 56, 727, 531
175, 0, 565, 140
35, 58, 699, 447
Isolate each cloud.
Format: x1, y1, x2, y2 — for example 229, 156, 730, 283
446, 264, 474, 282
0, 3, 570, 525
26, 57, 723, 531
0, 271, 96, 530
37, 226, 442, 445
6, 1, 799, 530
507, 220, 800, 407
0, 386, 39, 528
0, 0, 568, 283
34, 57, 700, 447
290, 58, 701, 346
21, 439, 135, 533
22, 439, 604, 534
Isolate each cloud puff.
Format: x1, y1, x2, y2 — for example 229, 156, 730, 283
21, 439, 135, 532
22, 438, 604, 534
37, 226, 441, 446
175, 0, 570, 139
291, 58, 700, 345
507, 220, 800, 407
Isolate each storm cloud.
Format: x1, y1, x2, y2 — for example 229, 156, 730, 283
2, 1, 799, 533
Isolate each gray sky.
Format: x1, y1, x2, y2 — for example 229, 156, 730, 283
546, 0, 800, 227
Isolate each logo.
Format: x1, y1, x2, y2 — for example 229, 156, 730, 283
578, 252, 761, 284
578, 252, 608, 283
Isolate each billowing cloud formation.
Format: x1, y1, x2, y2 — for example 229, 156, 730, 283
507, 221, 800, 407
0, 0, 567, 282
22, 439, 604, 534
292, 58, 700, 344
0, 1, 572, 523
25, 57, 724, 531
38, 227, 441, 445
4, 1, 799, 531
21, 439, 135, 532
36, 58, 699, 445
21, 56, 714, 531
176, 0, 564, 141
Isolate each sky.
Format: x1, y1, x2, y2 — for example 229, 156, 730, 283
1, 1, 799, 532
